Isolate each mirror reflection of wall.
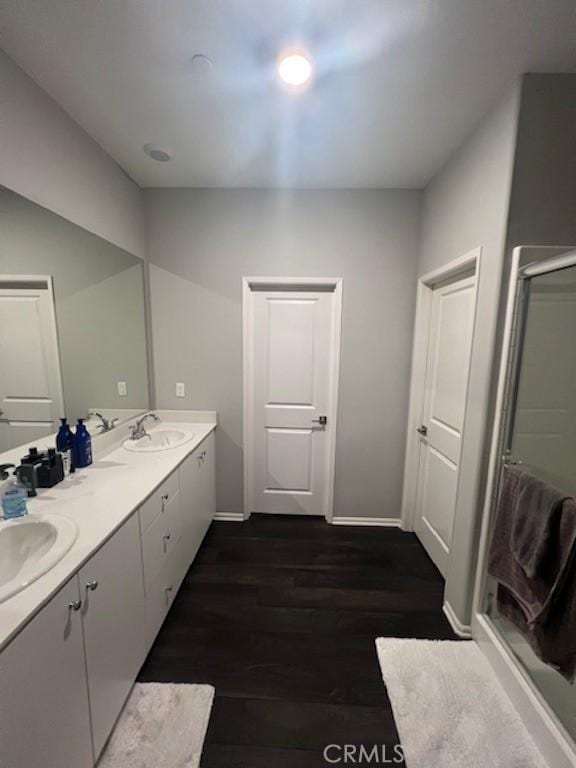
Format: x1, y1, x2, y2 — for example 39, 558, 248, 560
512, 264, 576, 494
0, 186, 149, 453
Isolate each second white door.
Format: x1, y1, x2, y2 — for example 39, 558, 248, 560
415, 272, 477, 576
246, 284, 341, 518
0, 280, 64, 452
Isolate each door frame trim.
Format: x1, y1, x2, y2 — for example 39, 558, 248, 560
0, 273, 65, 432
242, 276, 343, 522
400, 247, 482, 532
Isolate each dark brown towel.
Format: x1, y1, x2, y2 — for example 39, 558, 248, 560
512, 475, 569, 579
488, 466, 576, 681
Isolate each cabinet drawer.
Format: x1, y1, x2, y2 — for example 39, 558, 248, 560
141, 491, 181, 591
145, 544, 183, 648
139, 471, 179, 532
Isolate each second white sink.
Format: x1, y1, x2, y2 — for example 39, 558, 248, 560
0, 514, 78, 604
123, 427, 195, 453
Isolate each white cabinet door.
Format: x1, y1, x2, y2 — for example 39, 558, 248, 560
80, 513, 146, 759
179, 432, 215, 566
0, 578, 93, 768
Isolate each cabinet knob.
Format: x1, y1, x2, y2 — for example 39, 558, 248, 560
163, 532, 171, 542
86, 580, 99, 592
68, 599, 82, 612
165, 585, 173, 595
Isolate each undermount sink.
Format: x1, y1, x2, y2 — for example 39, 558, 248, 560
0, 514, 78, 604
123, 426, 195, 453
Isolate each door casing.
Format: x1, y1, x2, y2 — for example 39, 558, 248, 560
242, 277, 343, 522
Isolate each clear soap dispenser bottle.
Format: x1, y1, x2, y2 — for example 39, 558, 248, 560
0, 464, 29, 520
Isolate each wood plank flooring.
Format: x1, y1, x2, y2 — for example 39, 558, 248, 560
138, 515, 458, 766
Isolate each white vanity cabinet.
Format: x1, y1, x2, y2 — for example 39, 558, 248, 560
0, 577, 93, 768
179, 431, 215, 564
142, 432, 216, 647
0, 426, 216, 768
79, 513, 146, 759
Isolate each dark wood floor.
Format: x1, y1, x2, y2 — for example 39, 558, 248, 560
138, 515, 458, 766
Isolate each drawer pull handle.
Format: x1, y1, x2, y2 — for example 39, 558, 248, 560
68, 600, 82, 612
86, 580, 99, 592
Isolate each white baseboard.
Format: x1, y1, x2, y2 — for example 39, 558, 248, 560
443, 601, 473, 638
331, 516, 401, 527
213, 512, 244, 522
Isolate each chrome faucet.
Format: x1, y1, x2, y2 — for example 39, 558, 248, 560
128, 413, 160, 441
89, 411, 119, 433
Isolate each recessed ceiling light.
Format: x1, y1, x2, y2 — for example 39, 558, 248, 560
277, 51, 313, 89
143, 144, 172, 162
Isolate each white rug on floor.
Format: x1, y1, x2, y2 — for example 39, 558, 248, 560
98, 683, 214, 768
376, 638, 548, 768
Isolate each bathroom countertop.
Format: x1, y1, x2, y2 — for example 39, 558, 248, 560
0, 410, 217, 653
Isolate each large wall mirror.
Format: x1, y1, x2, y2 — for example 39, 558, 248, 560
0, 185, 150, 453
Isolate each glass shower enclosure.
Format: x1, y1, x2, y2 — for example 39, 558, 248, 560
475, 245, 576, 763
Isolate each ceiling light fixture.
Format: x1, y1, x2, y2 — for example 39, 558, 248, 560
277, 51, 313, 89
143, 144, 172, 162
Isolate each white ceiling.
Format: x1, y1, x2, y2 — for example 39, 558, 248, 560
1, 0, 576, 189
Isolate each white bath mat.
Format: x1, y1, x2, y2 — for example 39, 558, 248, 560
98, 683, 214, 768
376, 638, 548, 768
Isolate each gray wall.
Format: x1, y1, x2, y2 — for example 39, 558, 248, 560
0, 48, 144, 257
417, 85, 521, 625
508, 74, 576, 248
146, 189, 422, 518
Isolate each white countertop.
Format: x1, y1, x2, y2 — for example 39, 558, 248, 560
0, 411, 217, 653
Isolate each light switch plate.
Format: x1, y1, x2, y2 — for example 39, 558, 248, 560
176, 382, 185, 398
117, 381, 128, 397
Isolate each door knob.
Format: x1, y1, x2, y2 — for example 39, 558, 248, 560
312, 416, 327, 425
417, 425, 428, 436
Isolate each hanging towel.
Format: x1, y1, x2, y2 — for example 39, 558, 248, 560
488, 465, 576, 681
512, 473, 570, 579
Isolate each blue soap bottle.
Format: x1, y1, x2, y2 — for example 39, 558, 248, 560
0, 465, 28, 519
56, 417, 74, 475
73, 418, 93, 468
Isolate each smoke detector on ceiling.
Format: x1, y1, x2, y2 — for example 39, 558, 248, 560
143, 144, 172, 162
190, 54, 213, 75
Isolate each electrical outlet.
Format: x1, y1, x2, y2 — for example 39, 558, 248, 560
117, 381, 128, 397
176, 382, 185, 398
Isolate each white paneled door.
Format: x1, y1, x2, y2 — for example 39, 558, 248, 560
0, 279, 64, 452
415, 272, 477, 576
245, 281, 342, 518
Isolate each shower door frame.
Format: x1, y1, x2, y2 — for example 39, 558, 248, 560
471, 245, 576, 768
